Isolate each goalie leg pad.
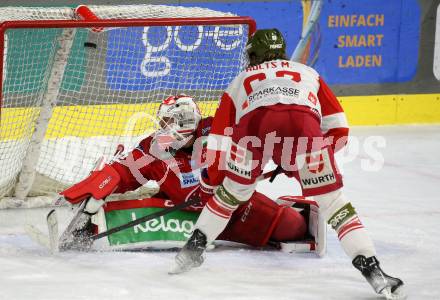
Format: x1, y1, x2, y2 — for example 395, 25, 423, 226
218, 192, 306, 247
270, 206, 307, 242
60, 164, 121, 204
276, 196, 327, 256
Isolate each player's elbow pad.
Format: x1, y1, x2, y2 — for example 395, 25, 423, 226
60, 164, 121, 204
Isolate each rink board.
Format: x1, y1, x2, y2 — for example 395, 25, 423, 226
0, 100, 218, 140
1, 94, 440, 140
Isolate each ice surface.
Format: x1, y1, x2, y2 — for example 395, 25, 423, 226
1, 125, 439, 300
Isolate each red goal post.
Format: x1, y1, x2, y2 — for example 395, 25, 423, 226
0, 5, 256, 204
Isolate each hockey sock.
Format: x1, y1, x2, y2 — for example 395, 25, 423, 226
338, 223, 376, 259
195, 194, 238, 244
315, 190, 376, 259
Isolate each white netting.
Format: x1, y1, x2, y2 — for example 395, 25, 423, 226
0, 5, 236, 21
0, 5, 253, 206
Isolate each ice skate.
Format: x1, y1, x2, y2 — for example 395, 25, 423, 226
58, 203, 94, 252
169, 229, 207, 274
352, 255, 405, 299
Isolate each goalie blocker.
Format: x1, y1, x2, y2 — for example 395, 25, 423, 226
89, 194, 326, 255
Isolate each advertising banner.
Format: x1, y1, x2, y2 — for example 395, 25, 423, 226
315, 0, 420, 84
103, 1, 421, 90
184, 0, 421, 85
105, 25, 249, 91
105, 206, 198, 246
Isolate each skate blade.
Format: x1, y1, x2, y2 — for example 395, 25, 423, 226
380, 285, 407, 300
168, 258, 203, 275
168, 262, 190, 275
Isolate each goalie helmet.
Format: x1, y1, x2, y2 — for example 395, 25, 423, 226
246, 28, 287, 66
156, 94, 202, 148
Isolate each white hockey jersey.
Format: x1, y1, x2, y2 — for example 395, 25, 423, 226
227, 60, 323, 123
206, 59, 349, 185
208, 60, 349, 185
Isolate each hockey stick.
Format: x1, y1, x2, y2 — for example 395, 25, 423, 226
268, 165, 283, 183
92, 168, 281, 240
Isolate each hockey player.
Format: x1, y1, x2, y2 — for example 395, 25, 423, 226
171, 29, 404, 299
59, 94, 309, 252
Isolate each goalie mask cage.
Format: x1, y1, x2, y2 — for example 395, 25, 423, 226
0, 5, 256, 206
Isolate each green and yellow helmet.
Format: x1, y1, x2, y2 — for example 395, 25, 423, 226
246, 29, 287, 66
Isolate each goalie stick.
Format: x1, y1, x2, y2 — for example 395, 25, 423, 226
25, 194, 202, 252
25, 145, 125, 251
26, 168, 282, 251
92, 168, 282, 240
25, 209, 58, 253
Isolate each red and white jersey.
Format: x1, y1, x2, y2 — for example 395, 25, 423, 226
110, 118, 212, 210
228, 60, 323, 121
208, 59, 349, 154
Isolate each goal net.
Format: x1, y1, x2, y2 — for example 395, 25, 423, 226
0, 5, 255, 207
